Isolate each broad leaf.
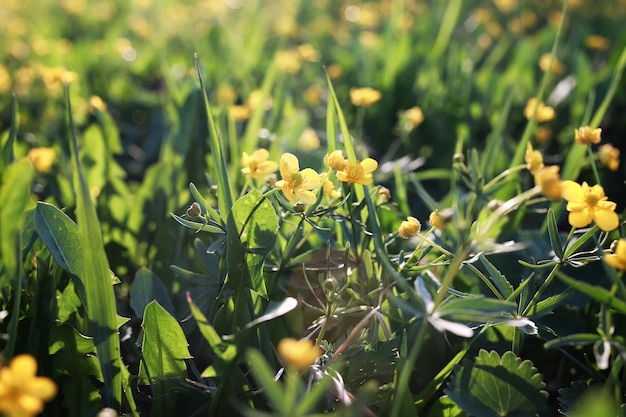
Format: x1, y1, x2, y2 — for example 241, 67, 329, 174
446, 350, 547, 417
426, 395, 467, 417
130, 267, 175, 318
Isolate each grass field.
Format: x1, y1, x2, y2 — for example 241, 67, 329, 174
1, 0, 626, 416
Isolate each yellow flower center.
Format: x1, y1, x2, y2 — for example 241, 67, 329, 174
291, 172, 304, 187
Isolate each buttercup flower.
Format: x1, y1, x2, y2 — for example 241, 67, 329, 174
241, 149, 278, 179
575, 126, 602, 146
605, 239, 626, 271
277, 338, 322, 371
585, 35, 610, 50
229, 105, 251, 122
350, 87, 382, 107
599, 144, 620, 171
336, 158, 378, 185
299, 128, 320, 151
524, 98, 555, 122
399, 216, 421, 238
324, 150, 347, 171
0, 354, 57, 417
429, 210, 446, 230
538, 53, 565, 74
274, 153, 320, 204
533, 165, 562, 201
321, 176, 341, 199
27, 147, 56, 174
401, 106, 424, 130
275, 50, 301, 74
561, 181, 619, 231
525, 143, 544, 174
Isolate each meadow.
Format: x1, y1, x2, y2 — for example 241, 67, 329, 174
1, 0, 626, 416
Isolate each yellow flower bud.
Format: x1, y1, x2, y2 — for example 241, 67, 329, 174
399, 216, 421, 238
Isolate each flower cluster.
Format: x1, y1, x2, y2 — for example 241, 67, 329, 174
0, 354, 57, 417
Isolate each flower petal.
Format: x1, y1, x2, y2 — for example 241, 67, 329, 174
593, 208, 619, 232
568, 209, 592, 228
360, 158, 378, 174
280, 153, 299, 179
300, 168, 321, 189
560, 180, 583, 202
252, 148, 269, 161
296, 190, 318, 204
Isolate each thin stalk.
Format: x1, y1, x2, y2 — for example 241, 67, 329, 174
433, 248, 470, 309
522, 263, 562, 316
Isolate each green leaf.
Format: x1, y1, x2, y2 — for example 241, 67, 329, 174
34, 202, 83, 275
226, 189, 278, 299
445, 350, 547, 417
544, 334, 600, 350
438, 296, 517, 322
426, 395, 467, 417
556, 272, 626, 314
547, 209, 564, 259
130, 267, 175, 318
479, 255, 514, 299
170, 212, 224, 234
246, 349, 289, 415
0, 95, 18, 170
64, 85, 121, 408
563, 225, 599, 259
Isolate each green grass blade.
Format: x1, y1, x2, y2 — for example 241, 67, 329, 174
64, 84, 121, 409
194, 53, 235, 222
0, 94, 19, 170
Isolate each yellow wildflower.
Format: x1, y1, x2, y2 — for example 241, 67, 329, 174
429, 210, 446, 230
297, 44, 320, 62
277, 338, 322, 371
336, 158, 378, 185
561, 181, 619, 231
599, 144, 620, 172
350, 87, 382, 107
241, 149, 278, 179
399, 216, 421, 238
378, 186, 391, 203
538, 53, 565, 74
605, 239, 626, 271
524, 98, 555, 122
39, 66, 78, 90
535, 126, 552, 144
229, 105, 251, 122
324, 150, 347, 171
303, 85, 322, 106
321, 175, 341, 199
574, 126, 602, 146
534, 165, 562, 201
401, 106, 424, 130
216, 83, 237, 105
299, 128, 320, 151
585, 35, 610, 50
89, 96, 107, 113
274, 153, 320, 204
275, 50, 301, 74
0, 354, 57, 417
247, 89, 272, 111
525, 143, 544, 174
326, 64, 343, 79
27, 147, 56, 174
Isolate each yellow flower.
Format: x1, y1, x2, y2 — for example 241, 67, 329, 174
274, 153, 320, 204
533, 165, 562, 201
538, 53, 565, 74
320, 175, 341, 199
324, 150, 347, 171
401, 106, 424, 130
89, 95, 107, 113
27, 147, 56, 174
241, 149, 278, 179
247, 89, 273, 111
605, 239, 626, 271
277, 338, 322, 371
585, 35, 610, 50
561, 181, 619, 231
524, 98, 555, 122
399, 216, 421, 238
525, 143, 544, 174
299, 128, 320, 151
275, 50, 301, 74
326, 64, 343, 79
429, 210, 446, 230
336, 158, 378, 185
229, 105, 251, 122
575, 126, 602, 146
599, 144, 620, 172
350, 87, 382, 107
535, 126, 552, 144
216, 83, 237, 105
0, 354, 57, 417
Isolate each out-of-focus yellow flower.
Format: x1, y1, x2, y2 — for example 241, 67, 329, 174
89, 96, 107, 113
275, 153, 320, 204
247, 89, 272, 111
378, 186, 391, 203
494, 0, 517, 13
324, 150, 347, 171
229, 105, 251, 122
277, 338, 322, 371
27, 148, 56, 174
561, 181, 618, 231
321, 175, 341, 199
429, 210, 446, 230
336, 158, 378, 185
39, 66, 78, 90
0, 65, 11, 94
538, 53, 565, 74
399, 216, 421, 238
401, 106, 424, 130
524, 98, 555, 122
356, 3, 380, 28
0, 354, 57, 417
605, 239, 626, 271
535, 126, 552, 144
350, 87, 381, 107
275, 50, 301, 74
241, 149, 278, 179
585, 35, 610, 50
299, 128, 320, 151
216, 83, 237, 105
575, 126, 602, 146
359, 31, 379, 49
599, 144, 620, 172
525, 143, 544, 174
326, 64, 343, 79
297, 44, 320, 62
303, 84, 322, 106
534, 165, 562, 201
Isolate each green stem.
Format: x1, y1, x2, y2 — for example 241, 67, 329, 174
587, 145, 602, 186
522, 263, 562, 316
390, 322, 428, 417
433, 248, 470, 309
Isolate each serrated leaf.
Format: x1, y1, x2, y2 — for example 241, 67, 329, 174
34, 202, 83, 275
427, 395, 467, 417
445, 349, 547, 417
130, 267, 175, 318
557, 380, 588, 416
479, 255, 514, 299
